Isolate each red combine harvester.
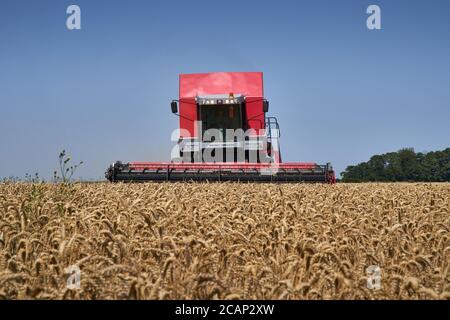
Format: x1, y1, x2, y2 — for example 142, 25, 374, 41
106, 72, 335, 183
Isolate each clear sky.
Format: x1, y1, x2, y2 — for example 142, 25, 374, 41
1, 0, 449, 180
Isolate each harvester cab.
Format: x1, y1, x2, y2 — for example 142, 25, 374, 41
171, 91, 277, 164
106, 72, 335, 183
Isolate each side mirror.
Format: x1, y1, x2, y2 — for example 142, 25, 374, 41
171, 101, 178, 114
263, 100, 269, 113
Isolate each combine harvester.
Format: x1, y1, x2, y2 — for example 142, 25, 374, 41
106, 72, 335, 183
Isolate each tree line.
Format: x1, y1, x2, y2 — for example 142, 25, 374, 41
341, 148, 450, 182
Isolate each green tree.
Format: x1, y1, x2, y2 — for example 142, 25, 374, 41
341, 147, 450, 182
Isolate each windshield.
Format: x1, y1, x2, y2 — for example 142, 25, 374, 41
200, 104, 242, 140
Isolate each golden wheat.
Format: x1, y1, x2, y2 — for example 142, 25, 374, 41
0, 182, 449, 299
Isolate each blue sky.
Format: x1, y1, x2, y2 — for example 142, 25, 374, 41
0, 0, 449, 180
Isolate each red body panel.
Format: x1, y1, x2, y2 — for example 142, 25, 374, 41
179, 72, 263, 98
179, 98, 197, 138
245, 97, 265, 134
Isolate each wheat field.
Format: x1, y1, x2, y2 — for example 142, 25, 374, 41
0, 182, 449, 299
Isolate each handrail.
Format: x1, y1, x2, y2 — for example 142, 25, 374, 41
265, 117, 281, 138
